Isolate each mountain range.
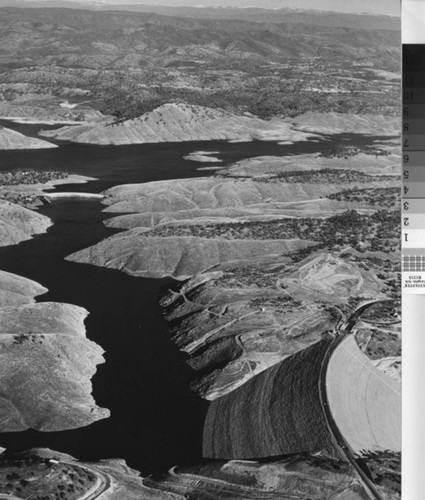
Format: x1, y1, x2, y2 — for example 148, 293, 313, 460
0, 6, 400, 70
0, 1, 401, 30
0, 0, 401, 17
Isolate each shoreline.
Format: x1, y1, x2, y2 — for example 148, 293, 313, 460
0, 117, 91, 125
42, 192, 105, 201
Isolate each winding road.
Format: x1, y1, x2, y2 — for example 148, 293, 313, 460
159, 466, 308, 499
60, 461, 112, 500
319, 298, 401, 500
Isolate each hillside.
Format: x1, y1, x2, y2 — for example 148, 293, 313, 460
0, 3, 401, 30
0, 6, 400, 121
0, 126, 56, 149
64, 148, 400, 399
40, 105, 400, 146
0, 269, 46, 306
221, 151, 400, 177
0, 199, 52, 246
66, 150, 399, 280
0, 272, 109, 433
0, 446, 397, 500
0, 7, 399, 68
40, 103, 317, 145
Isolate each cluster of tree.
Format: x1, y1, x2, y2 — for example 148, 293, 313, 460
323, 209, 399, 252
328, 187, 400, 208
320, 147, 390, 158
0, 169, 68, 186
150, 209, 399, 253
271, 168, 377, 185
246, 89, 400, 119
216, 265, 288, 289
0, 192, 39, 209
89, 72, 163, 120
250, 295, 301, 313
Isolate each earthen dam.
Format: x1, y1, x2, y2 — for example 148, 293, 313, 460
203, 333, 401, 461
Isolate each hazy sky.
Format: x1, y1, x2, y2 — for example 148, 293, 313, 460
403, 0, 425, 42
19, 0, 401, 16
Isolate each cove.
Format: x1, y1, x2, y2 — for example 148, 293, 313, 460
0, 119, 396, 193
0, 197, 208, 473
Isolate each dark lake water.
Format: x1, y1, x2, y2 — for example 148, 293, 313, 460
0, 120, 394, 473
0, 119, 396, 193
0, 199, 208, 473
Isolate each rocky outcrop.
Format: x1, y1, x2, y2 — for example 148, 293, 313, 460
0, 199, 52, 246
0, 272, 109, 432
0, 126, 57, 149
161, 264, 331, 399
40, 103, 318, 145
159, 250, 391, 399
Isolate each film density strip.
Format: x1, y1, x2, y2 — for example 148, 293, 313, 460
403, 45, 425, 293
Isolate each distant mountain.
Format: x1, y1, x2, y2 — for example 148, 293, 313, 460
0, 7, 400, 70
0, 0, 82, 7
0, 1, 400, 30
0, 0, 401, 17
67, 5, 403, 31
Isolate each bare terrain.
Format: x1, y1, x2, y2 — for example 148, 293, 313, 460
40, 102, 319, 145
0, 271, 109, 432
0, 199, 52, 246
0, 126, 56, 149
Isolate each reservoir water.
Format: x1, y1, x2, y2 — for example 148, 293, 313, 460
0, 121, 394, 472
